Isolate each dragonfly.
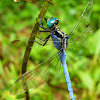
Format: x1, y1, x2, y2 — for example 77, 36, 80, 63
9, 0, 93, 99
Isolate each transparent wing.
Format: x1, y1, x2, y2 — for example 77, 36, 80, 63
6, 33, 62, 95
5, 33, 62, 95
67, 26, 92, 55
10, 51, 61, 95
67, 0, 93, 57
68, 0, 93, 42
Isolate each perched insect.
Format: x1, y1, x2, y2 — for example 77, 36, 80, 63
37, 17, 69, 51
8, 0, 93, 100
38, 17, 75, 99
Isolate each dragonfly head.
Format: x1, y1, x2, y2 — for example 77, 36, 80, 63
47, 17, 59, 29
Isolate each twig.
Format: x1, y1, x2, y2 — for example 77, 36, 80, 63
21, 0, 52, 100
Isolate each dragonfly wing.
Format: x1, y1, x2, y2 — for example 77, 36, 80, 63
5, 34, 60, 95
67, 26, 92, 55
67, 0, 93, 57
10, 51, 61, 95
68, 0, 93, 42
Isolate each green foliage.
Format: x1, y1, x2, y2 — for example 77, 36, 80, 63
0, 0, 100, 100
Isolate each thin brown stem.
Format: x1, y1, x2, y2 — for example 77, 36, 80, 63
21, 0, 52, 100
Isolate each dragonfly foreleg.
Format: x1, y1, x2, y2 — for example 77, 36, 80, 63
44, 18, 47, 22
39, 18, 48, 30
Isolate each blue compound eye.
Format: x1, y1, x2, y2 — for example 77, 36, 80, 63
47, 18, 59, 29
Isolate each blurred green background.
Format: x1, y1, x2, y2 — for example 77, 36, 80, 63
0, 0, 100, 100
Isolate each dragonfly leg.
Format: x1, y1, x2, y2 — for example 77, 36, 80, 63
44, 18, 47, 22
39, 18, 48, 30
36, 35, 50, 41
41, 18, 47, 26
39, 30, 50, 32
39, 24, 48, 30
35, 35, 51, 46
42, 35, 51, 46
34, 40, 44, 46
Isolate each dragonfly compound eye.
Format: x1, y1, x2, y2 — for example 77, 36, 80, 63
47, 18, 59, 29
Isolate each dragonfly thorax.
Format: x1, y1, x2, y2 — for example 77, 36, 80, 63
50, 27, 69, 51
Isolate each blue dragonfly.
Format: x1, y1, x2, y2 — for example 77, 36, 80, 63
9, 0, 93, 100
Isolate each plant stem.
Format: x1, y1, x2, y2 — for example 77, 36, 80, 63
21, 0, 52, 100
